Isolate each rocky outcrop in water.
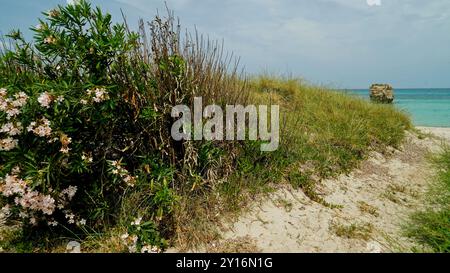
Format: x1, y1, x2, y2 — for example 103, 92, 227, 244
370, 84, 394, 104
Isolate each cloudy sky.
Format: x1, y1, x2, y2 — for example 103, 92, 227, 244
1, 0, 449, 88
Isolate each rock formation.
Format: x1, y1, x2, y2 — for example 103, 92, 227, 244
370, 84, 394, 104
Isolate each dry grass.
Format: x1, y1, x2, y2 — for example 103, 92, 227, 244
358, 201, 379, 217
331, 222, 374, 241
205, 236, 261, 253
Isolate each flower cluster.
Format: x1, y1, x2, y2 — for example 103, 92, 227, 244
0, 88, 28, 120
38, 92, 53, 108
0, 166, 84, 226
120, 232, 139, 253
81, 152, 93, 163
48, 9, 60, 18
0, 137, 18, 151
57, 185, 77, 210
59, 133, 72, 154
16, 190, 56, 216
109, 160, 137, 187
85, 87, 109, 104
0, 171, 56, 217
27, 117, 52, 137
44, 36, 57, 45
120, 216, 161, 253
140, 245, 160, 253
0, 205, 11, 225
0, 122, 23, 136
37, 91, 64, 108
0, 88, 28, 151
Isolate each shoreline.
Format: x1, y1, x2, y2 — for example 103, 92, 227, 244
416, 126, 450, 142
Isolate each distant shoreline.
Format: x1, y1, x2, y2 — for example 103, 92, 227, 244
417, 127, 450, 141
341, 88, 450, 91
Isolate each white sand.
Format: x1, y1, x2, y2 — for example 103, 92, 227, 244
417, 126, 450, 142
203, 128, 450, 253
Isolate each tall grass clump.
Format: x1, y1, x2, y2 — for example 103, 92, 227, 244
406, 148, 450, 253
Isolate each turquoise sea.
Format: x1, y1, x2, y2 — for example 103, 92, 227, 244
342, 89, 450, 128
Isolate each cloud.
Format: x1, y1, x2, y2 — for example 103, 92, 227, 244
367, 0, 381, 6
1, 0, 449, 87
66, 0, 81, 5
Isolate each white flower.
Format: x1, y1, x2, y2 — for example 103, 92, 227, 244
61, 186, 77, 200
80, 99, 88, 105
141, 245, 152, 253
11, 166, 21, 174
28, 118, 52, 137
40, 195, 56, 215
27, 122, 36, 132
131, 216, 142, 226
60, 146, 71, 154
12, 92, 28, 107
65, 213, 75, 224
81, 154, 93, 163
48, 137, 59, 143
0, 174, 26, 196
43, 36, 56, 44
123, 175, 136, 187
38, 92, 53, 108
111, 160, 120, 167
0, 88, 6, 97
86, 87, 109, 103
0, 137, 18, 151
18, 212, 28, 219
56, 95, 64, 103
5, 108, 20, 120
77, 219, 86, 226
120, 233, 129, 240
151, 246, 159, 253
0, 205, 11, 217
48, 221, 58, 226
0, 122, 23, 136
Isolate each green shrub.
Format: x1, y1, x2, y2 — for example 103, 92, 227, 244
0, 0, 231, 252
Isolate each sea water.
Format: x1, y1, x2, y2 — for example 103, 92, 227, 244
342, 89, 450, 128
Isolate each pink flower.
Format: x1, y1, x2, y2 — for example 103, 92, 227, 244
0, 122, 23, 136
0, 137, 18, 151
0, 174, 27, 196
61, 186, 77, 200
28, 117, 52, 137
37, 92, 53, 108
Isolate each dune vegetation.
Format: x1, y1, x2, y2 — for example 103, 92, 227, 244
406, 148, 450, 253
0, 1, 411, 252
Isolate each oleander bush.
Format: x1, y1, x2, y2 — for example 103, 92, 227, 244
0, 0, 245, 252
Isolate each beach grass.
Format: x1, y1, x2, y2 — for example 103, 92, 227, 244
170, 76, 412, 249
406, 147, 450, 253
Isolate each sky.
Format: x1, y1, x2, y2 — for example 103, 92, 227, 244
0, 0, 449, 88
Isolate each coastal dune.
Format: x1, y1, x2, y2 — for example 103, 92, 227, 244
203, 127, 450, 253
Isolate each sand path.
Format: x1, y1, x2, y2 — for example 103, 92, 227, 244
208, 128, 450, 253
